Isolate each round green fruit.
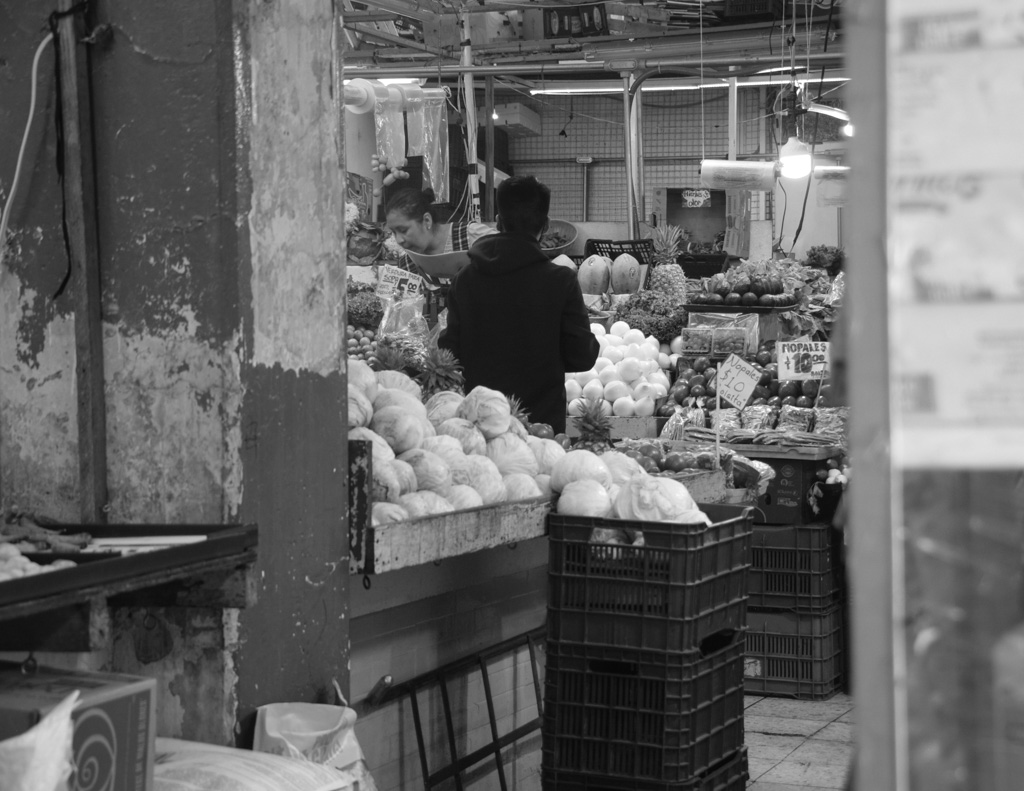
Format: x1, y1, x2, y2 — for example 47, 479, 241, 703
778, 381, 801, 399
662, 453, 688, 473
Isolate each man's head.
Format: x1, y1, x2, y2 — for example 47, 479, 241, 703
496, 176, 550, 238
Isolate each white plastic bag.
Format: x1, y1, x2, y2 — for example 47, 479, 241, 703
253, 682, 375, 790
0, 690, 78, 791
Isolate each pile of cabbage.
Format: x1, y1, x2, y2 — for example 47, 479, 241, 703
348, 360, 562, 527
549, 444, 711, 546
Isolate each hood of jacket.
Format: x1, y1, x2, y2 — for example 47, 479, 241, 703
467, 233, 548, 275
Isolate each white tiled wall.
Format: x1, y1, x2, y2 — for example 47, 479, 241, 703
502, 89, 773, 225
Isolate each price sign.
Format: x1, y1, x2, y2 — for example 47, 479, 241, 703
778, 341, 831, 380
376, 265, 424, 301
681, 188, 711, 208
716, 353, 763, 409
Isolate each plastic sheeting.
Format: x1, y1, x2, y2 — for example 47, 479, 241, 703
421, 95, 448, 203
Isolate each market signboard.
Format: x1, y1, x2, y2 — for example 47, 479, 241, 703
715, 353, 763, 409
681, 188, 711, 208
777, 341, 831, 380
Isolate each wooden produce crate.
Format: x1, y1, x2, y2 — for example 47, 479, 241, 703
348, 440, 553, 574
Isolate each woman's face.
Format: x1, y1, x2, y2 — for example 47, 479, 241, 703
386, 210, 437, 254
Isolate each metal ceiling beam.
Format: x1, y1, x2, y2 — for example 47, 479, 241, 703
349, 0, 437, 22
343, 23, 459, 60
344, 51, 844, 79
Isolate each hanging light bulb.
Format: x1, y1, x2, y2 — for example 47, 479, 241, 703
779, 136, 813, 179
492, 109, 499, 121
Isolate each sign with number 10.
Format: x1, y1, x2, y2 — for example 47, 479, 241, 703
716, 354, 763, 410
778, 341, 831, 380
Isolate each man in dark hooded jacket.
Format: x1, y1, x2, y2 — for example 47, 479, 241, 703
438, 176, 599, 434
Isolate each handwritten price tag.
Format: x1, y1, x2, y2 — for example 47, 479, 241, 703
778, 341, 831, 380
716, 354, 763, 409
376, 264, 424, 300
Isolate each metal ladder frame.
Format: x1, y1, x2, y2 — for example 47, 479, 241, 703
373, 626, 546, 791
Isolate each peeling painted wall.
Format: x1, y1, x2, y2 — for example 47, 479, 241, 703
234, 0, 351, 743
0, 0, 249, 746
1, 0, 349, 748
0, 0, 244, 522
247, 2, 346, 372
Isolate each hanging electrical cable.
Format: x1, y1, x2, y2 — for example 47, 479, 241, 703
0, 33, 55, 274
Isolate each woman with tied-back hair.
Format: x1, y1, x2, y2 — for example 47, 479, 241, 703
384, 188, 497, 284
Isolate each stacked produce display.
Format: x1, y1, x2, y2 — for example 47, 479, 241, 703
554, 236, 851, 709
564, 320, 675, 421
348, 362, 554, 526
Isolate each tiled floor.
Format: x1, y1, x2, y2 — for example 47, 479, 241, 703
744, 694, 855, 790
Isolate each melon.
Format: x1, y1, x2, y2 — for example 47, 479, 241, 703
577, 254, 612, 295
552, 254, 577, 270
610, 253, 642, 294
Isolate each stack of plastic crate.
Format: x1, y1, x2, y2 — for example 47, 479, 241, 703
743, 497, 847, 700
542, 504, 754, 790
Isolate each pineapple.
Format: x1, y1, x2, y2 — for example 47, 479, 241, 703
572, 398, 614, 454
371, 340, 414, 374
415, 347, 465, 399
507, 394, 531, 428
649, 224, 689, 306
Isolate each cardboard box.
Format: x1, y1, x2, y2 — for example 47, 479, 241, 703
0, 663, 156, 791
739, 451, 842, 525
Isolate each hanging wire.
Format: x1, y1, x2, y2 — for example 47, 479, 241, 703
698, 2, 705, 161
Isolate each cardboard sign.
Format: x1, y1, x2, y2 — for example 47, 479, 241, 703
715, 353, 763, 409
778, 341, 831, 380
681, 188, 711, 208
376, 265, 424, 300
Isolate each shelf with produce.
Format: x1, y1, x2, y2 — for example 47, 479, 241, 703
348, 439, 552, 574
348, 355, 571, 574
0, 522, 258, 651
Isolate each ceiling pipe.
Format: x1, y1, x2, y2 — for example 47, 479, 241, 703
344, 51, 844, 81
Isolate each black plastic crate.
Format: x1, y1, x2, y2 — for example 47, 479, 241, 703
547, 505, 753, 652
543, 633, 745, 783
584, 238, 656, 289
678, 253, 728, 279
744, 605, 845, 700
543, 746, 748, 791
749, 523, 843, 610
